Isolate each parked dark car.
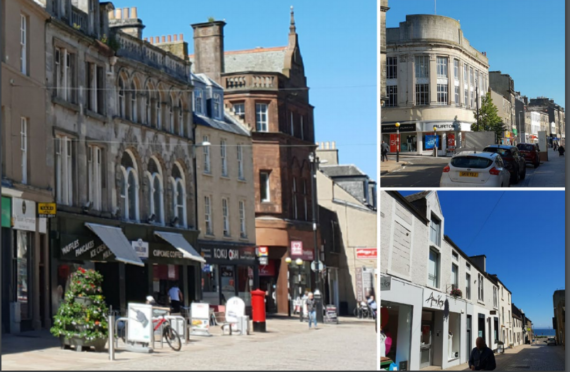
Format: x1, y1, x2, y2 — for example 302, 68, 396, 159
483, 145, 526, 184
517, 143, 540, 168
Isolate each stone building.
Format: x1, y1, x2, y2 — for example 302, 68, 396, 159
190, 72, 257, 312
490, 89, 514, 144
511, 303, 524, 347
382, 15, 489, 156
190, 9, 319, 315
380, 0, 389, 106
380, 190, 515, 370
524, 109, 549, 144
42, 1, 205, 318
489, 72, 517, 141
553, 289, 565, 347
529, 97, 565, 144
1, 0, 51, 334
316, 142, 377, 315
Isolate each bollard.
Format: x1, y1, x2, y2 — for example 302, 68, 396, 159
109, 312, 115, 360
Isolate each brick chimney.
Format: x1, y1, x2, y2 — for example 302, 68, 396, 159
109, 7, 145, 39
191, 20, 226, 84
144, 34, 188, 61
469, 255, 486, 273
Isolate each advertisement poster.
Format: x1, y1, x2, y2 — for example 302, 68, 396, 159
127, 303, 153, 343
390, 133, 400, 152
425, 135, 440, 150
447, 133, 456, 149
290, 241, 303, 257
190, 302, 210, 332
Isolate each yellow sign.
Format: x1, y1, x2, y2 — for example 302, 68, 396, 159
38, 203, 56, 216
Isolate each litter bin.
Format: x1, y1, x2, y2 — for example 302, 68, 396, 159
251, 289, 266, 332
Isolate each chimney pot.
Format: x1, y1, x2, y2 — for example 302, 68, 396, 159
131, 7, 138, 19
325, 142, 329, 149
123, 8, 129, 19
174, 35, 178, 41
115, 8, 122, 19
168, 35, 172, 42
332, 141, 336, 149
180, 34, 184, 41
108, 10, 115, 19
161, 36, 166, 43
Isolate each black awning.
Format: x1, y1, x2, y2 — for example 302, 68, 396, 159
84, 223, 144, 266
154, 231, 205, 264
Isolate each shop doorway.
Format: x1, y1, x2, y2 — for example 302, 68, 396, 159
260, 276, 277, 313
478, 313, 486, 340
420, 310, 434, 369
467, 315, 472, 358
125, 264, 148, 305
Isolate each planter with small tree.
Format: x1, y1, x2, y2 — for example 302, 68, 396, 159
50, 268, 109, 352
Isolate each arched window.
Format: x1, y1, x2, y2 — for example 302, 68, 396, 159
156, 91, 162, 129
147, 157, 164, 224
171, 163, 186, 227
130, 82, 137, 122
178, 99, 184, 136
145, 86, 151, 125
118, 77, 125, 118
120, 151, 139, 221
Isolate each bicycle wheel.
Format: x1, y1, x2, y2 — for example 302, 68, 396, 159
361, 308, 369, 319
163, 325, 182, 351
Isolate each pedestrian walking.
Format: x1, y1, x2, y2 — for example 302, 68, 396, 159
558, 145, 565, 156
306, 292, 317, 329
468, 337, 496, 371
300, 291, 308, 322
367, 295, 377, 319
381, 141, 390, 162
168, 282, 183, 313
553, 142, 558, 151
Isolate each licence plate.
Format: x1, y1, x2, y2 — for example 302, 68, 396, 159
459, 172, 479, 177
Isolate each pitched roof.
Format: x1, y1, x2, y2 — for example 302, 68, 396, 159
224, 47, 287, 74
320, 165, 367, 178
193, 112, 250, 137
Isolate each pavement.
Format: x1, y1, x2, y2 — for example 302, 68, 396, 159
1, 316, 376, 371
512, 148, 566, 188
380, 148, 566, 188
442, 342, 565, 371
380, 158, 408, 175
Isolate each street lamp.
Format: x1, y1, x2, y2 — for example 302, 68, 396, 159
433, 127, 438, 158
395, 122, 401, 163
285, 256, 304, 319
308, 152, 325, 323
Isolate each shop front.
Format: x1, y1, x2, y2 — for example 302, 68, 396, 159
198, 241, 258, 314
380, 275, 423, 371
421, 288, 467, 370
381, 122, 472, 156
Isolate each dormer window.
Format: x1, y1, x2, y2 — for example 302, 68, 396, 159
195, 90, 203, 115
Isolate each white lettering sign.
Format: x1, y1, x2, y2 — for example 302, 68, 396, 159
62, 239, 80, 255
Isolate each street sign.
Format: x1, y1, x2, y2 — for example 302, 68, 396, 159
259, 256, 268, 265
258, 246, 268, 257
38, 202, 56, 218
291, 241, 303, 257
356, 248, 377, 259
311, 260, 325, 272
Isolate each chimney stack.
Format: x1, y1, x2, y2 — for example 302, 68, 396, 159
191, 20, 226, 84
108, 6, 145, 39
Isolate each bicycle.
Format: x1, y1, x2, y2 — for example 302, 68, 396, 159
152, 310, 182, 351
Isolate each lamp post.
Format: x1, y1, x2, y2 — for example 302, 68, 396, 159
308, 152, 324, 323
433, 127, 438, 158
395, 122, 400, 162
285, 256, 304, 319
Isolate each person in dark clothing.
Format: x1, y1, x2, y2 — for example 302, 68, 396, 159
469, 337, 496, 371
306, 292, 317, 329
381, 141, 390, 162
558, 145, 565, 156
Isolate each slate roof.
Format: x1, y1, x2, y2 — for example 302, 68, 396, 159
193, 113, 250, 137
320, 165, 366, 178
224, 47, 287, 74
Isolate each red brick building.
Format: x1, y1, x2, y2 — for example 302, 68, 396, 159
191, 9, 320, 314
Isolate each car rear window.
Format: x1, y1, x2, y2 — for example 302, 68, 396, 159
451, 156, 493, 169
517, 144, 535, 151
484, 147, 511, 157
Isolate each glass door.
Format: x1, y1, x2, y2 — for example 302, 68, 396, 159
420, 311, 434, 369
467, 315, 472, 359
220, 265, 236, 305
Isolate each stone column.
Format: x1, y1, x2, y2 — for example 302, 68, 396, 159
408, 54, 415, 107
429, 54, 437, 105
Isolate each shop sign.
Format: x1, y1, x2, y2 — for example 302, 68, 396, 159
202, 264, 211, 272
356, 248, 377, 259
303, 249, 314, 261
258, 246, 268, 257
2, 197, 11, 228
152, 249, 184, 260
421, 123, 454, 132
447, 133, 456, 149
38, 203, 56, 218
291, 241, 303, 257
201, 247, 212, 259
381, 276, 391, 291
239, 247, 256, 261
259, 260, 275, 276
132, 239, 149, 259
12, 198, 36, 232
382, 123, 417, 133
259, 256, 268, 265
424, 290, 446, 309
213, 247, 239, 260
389, 134, 400, 152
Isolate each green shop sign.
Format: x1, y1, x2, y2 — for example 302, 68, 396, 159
2, 197, 11, 228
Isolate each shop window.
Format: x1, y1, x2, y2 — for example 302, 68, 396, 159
201, 264, 219, 305
402, 134, 417, 152
16, 230, 32, 321
237, 265, 253, 307
423, 133, 442, 151
448, 312, 460, 360
220, 266, 235, 305
380, 302, 412, 364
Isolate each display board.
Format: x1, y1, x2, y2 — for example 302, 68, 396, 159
190, 302, 212, 337
127, 303, 153, 343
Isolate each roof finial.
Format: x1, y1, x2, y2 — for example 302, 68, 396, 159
290, 5, 296, 34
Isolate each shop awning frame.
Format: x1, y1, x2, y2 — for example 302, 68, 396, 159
85, 223, 144, 266
154, 231, 206, 264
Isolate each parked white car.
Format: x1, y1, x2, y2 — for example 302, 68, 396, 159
439, 151, 511, 187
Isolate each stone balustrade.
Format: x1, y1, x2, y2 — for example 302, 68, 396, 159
223, 74, 279, 91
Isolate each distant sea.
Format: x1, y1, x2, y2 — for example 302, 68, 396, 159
533, 328, 556, 336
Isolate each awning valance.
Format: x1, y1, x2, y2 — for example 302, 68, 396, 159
85, 223, 144, 266
154, 231, 206, 264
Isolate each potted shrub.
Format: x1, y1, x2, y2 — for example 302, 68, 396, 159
450, 288, 462, 298
50, 268, 109, 352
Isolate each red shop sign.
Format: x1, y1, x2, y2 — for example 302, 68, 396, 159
356, 248, 377, 259
259, 260, 276, 277
447, 133, 455, 149
390, 134, 400, 152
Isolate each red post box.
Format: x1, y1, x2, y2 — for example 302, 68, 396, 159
251, 289, 266, 332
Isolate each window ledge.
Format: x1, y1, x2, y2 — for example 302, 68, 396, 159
237, 177, 247, 183
220, 175, 230, 180
478, 300, 485, 305
85, 109, 107, 123
53, 96, 80, 113
202, 171, 213, 177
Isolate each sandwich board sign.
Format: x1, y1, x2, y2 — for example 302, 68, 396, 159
190, 302, 212, 337
225, 297, 246, 333
127, 303, 153, 344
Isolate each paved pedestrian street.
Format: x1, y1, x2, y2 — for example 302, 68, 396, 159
381, 147, 565, 188
442, 342, 565, 371
1, 317, 376, 371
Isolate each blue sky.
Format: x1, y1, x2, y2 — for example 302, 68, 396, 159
111, 0, 377, 178
399, 190, 565, 329
386, 0, 565, 106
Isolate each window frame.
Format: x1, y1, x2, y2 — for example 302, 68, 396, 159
20, 14, 27, 75
429, 215, 442, 247
387, 56, 397, 79
436, 56, 448, 78
239, 200, 246, 238
220, 140, 228, 177
428, 247, 440, 288
21, 117, 27, 184
415, 84, 429, 106
87, 145, 102, 210
260, 171, 270, 202
203, 135, 211, 173
204, 195, 213, 235
222, 198, 230, 237
55, 135, 74, 206
237, 144, 244, 180
437, 84, 448, 105
387, 85, 398, 107
255, 103, 268, 132
415, 55, 429, 78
